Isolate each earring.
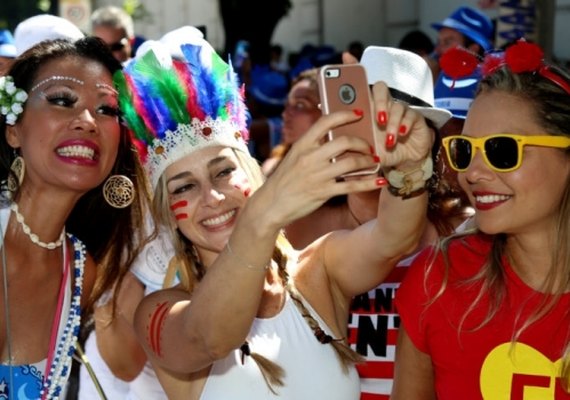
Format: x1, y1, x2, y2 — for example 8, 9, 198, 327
102, 175, 135, 208
7, 156, 25, 192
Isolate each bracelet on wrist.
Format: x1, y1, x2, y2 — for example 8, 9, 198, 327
226, 240, 269, 271
385, 156, 433, 199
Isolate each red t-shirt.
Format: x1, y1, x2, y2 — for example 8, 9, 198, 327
396, 234, 570, 399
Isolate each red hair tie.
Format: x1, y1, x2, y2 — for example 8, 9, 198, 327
440, 39, 570, 96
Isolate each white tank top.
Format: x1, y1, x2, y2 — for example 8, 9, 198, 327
200, 292, 360, 400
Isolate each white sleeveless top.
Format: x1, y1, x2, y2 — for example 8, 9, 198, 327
200, 292, 360, 400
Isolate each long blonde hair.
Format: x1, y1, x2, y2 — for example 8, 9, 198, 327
153, 148, 363, 392
427, 63, 570, 390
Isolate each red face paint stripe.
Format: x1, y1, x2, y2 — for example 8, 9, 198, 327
175, 213, 188, 220
170, 200, 188, 210
148, 302, 166, 354
152, 306, 169, 356
148, 301, 169, 356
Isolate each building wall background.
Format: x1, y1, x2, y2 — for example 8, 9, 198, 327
91, 0, 570, 63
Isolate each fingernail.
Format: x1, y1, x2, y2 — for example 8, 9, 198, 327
369, 145, 375, 154
353, 109, 364, 117
377, 111, 387, 125
386, 134, 395, 148
376, 177, 388, 186
398, 124, 407, 135
373, 155, 380, 163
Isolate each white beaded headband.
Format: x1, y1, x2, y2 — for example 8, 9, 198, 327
30, 75, 84, 93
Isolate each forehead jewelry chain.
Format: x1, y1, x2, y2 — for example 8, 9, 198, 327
10, 202, 65, 250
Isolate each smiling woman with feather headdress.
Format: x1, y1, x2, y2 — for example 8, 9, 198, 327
113, 37, 435, 400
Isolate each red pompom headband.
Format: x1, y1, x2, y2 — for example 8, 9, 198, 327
440, 39, 570, 95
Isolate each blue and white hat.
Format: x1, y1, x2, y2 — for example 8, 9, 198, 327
434, 69, 481, 119
431, 6, 494, 52
249, 65, 288, 106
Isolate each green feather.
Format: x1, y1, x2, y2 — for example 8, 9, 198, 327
135, 51, 190, 126
113, 70, 148, 140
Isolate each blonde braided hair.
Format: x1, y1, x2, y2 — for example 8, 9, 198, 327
156, 149, 363, 393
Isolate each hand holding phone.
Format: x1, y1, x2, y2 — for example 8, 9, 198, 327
318, 64, 379, 177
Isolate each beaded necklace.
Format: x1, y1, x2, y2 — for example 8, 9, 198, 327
40, 234, 85, 399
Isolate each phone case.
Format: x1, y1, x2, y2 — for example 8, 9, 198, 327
318, 64, 380, 177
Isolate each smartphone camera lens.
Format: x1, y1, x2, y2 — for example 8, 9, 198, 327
338, 84, 356, 105
324, 68, 340, 78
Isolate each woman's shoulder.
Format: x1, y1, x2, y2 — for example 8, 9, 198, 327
135, 286, 191, 317
134, 286, 191, 333
445, 232, 492, 259
139, 285, 191, 306
409, 233, 491, 272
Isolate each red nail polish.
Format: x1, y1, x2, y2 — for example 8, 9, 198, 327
399, 124, 407, 135
370, 145, 375, 154
386, 134, 395, 148
373, 155, 380, 163
376, 177, 388, 186
353, 109, 364, 117
377, 111, 387, 125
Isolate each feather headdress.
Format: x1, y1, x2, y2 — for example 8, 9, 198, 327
114, 40, 249, 189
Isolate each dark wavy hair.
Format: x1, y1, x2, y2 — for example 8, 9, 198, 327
0, 37, 155, 311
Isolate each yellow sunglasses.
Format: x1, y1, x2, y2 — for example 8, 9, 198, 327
442, 134, 570, 172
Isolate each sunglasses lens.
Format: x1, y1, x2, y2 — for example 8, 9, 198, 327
109, 39, 127, 51
449, 138, 472, 170
485, 137, 518, 170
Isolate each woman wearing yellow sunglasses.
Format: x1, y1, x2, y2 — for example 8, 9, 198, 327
392, 40, 570, 399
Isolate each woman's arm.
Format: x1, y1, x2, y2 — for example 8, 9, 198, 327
391, 325, 436, 400
134, 110, 385, 374
324, 81, 433, 299
95, 272, 147, 380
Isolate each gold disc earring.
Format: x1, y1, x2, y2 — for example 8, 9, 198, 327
102, 175, 135, 208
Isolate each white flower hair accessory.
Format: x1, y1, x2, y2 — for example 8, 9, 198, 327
0, 76, 28, 125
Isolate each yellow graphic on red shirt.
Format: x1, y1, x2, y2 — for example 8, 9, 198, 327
480, 342, 567, 399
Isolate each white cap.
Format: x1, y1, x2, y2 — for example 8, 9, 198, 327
160, 26, 205, 60
14, 14, 85, 57
134, 26, 209, 62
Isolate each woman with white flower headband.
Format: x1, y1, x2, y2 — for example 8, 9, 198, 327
0, 37, 153, 399
116, 39, 435, 399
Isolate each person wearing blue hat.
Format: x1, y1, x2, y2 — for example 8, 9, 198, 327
0, 29, 16, 75
246, 64, 289, 161
432, 68, 480, 226
430, 6, 494, 79
432, 5, 494, 55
